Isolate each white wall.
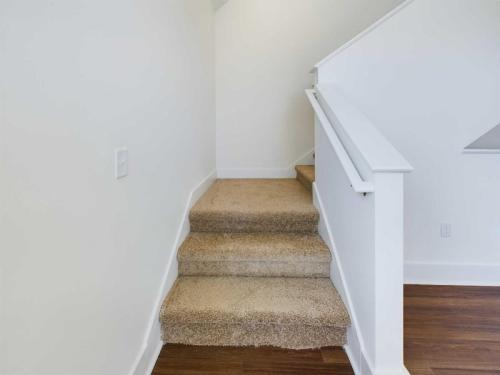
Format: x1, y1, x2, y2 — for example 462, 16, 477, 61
213, 0, 230, 11
215, 0, 404, 177
316, 0, 500, 285
466, 123, 500, 150
0, 1, 215, 374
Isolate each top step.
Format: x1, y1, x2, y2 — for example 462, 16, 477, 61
295, 165, 315, 192
190, 179, 318, 233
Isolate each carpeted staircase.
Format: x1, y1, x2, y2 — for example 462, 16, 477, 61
160, 165, 350, 350
295, 164, 315, 192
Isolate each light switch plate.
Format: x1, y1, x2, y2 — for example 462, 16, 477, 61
115, 148, 128, 179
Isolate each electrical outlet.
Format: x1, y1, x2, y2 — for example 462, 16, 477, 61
115, 148, 128, 179
440, 223, 451, 238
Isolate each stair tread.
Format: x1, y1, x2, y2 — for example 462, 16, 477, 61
189, 179, 318, 233
161, 276, 349, 328
190, 179, 317, 218
178, 233, 331, 262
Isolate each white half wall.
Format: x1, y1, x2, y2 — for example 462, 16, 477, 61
0, 1, 215, 374
215, 0, 404, 176
316, 0, 500, 285
310, 88, 410, 374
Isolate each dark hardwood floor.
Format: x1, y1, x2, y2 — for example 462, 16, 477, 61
153, 285, 500, 374
404, 285, 500, 375
152, 344, 353, 374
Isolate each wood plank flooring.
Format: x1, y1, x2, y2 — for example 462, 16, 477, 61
405, 285, 500, 375
152, 345, 353, 374
153, 285, 500, 374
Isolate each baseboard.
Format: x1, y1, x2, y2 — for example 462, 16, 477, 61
405, 262, 500, 286
131, 330, 163, 375
129, 170, 217, 375
217, 167, 296, 178
313, 183, 410, 375
295, 148, 315, 166
344, 327, 409, 375
217, 149, 314, 179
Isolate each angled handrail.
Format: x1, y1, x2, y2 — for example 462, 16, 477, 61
306, 89, 374, 194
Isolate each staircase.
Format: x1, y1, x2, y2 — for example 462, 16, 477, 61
295, 164, 315, 192
160, 165, 350, 350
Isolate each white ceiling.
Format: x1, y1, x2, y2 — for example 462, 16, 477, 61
213, 0, 230, 11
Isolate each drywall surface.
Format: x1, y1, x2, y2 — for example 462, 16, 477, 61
215, 0, 404, 176
466, 123, 500, 150
213, 0, 230, 11
317, 0, 500, 284
0, 1, 215, 374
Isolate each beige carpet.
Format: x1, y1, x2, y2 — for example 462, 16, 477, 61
161, 276, 348, 349
160, 166, 350, 349
295, 165, 315, 191
178, 232, 331, 277
189, 179, 318, 233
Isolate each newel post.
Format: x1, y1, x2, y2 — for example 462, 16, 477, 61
372, 172, 409, 375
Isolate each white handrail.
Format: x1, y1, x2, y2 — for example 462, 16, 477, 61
315, 85, 412, 173
306, 89, 374, 194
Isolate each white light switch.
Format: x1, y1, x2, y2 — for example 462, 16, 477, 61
115, 148, 128, 179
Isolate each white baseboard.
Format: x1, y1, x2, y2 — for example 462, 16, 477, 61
405, 262, 500, 286
217, 149, 314, 179
129, 170, 217, 375
217, 167, 296, 178
313, 183, 410, 375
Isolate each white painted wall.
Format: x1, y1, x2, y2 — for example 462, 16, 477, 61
316, 0, 500, 285
213, 0, 230, 11
0, 1, 215, 374
215, 0, 404, 177
466, 123, 500, 150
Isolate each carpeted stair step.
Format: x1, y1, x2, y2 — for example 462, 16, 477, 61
189, 179, 318, 233
178, 232, 331, 277
160, 276, 349, 350
295, 165, 315, 192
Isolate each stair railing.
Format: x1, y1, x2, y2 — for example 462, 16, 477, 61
306, 89, 373, 195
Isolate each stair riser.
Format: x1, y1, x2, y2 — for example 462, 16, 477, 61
296, 173, 313, 192
190, 217, 318, 233
163, 323, 347, 350
179, 261, 330, 278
